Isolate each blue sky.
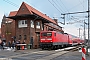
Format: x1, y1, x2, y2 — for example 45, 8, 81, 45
0, 0, 88, 38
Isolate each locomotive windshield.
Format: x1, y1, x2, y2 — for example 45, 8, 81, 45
41, 32, 52, 36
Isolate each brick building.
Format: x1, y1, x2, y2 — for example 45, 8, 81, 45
2, 2, 64, 48
1, 14, 15, 44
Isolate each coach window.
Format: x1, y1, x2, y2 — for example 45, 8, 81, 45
36, 22, 40, 29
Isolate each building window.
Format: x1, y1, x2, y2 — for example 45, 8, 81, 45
25, 20, 27, 24
18, 20, 27, 28
31, 20, 34, 28
24, 35, 27, 40
36, 22, 40, 29
46, 27, 47, 31
42, 27, 43, 30
19, 35, 21, 40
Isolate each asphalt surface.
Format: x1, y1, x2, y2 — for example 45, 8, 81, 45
0, 48, 90, 60
52, 51, 90, 60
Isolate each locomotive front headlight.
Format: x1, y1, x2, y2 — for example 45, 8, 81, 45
50, 41, 52, 42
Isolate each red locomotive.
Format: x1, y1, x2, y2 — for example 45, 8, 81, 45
40, 31, 84, 49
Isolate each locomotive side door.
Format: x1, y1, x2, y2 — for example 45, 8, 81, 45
53, 32, 56, 43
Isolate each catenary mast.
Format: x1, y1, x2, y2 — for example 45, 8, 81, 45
87, 0, 90, 55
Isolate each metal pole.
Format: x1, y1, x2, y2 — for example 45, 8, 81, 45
60, 14, 65, 25
86, 0, 90, 56
79, 28, 80, 38
64, 14, 65, 25
88, 0, 89, 45
84, 20, 86, 41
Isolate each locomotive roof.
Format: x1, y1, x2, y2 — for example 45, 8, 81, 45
41, 31, 64, 34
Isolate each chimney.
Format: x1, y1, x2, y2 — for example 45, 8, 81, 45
53, 19, 58, 24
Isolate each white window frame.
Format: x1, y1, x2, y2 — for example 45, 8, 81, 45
18, 20, 27, 28
36, 22, 40, 29
31, 20, 34, 28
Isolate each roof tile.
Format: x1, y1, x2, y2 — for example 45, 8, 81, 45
23, 2, 57, 24
9, 11, 17, 16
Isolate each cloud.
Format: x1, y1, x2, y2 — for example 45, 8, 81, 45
64, 27, 79, 36
0, 14, 3, 19
62, 0, 87, 12
62, 25, 88, 39
59, 24, 83, 37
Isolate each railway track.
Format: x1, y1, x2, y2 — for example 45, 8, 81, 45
36, 45, 82, 60
35, 45, 82, 60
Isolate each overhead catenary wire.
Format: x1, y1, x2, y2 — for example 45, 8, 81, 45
57, 0, 71, 23
2, 0, 19, 8
79, 0, 85, 10
58, 0, 69, 13
24, 0, 37, 8
48, 0, 67, 25
67, 0, 87, 11
78, 0, 86, 18
61, 11, 88, 15
54, 0, 71, 21
52, 0, 64, 13
48, 0, 63, 13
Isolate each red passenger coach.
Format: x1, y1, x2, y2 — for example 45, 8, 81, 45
68, 34, 80, 46
40, 31, 69, 49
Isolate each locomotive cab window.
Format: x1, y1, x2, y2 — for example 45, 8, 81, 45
41, 33, 46, 36
41, 32, 52, 36
47, 33, 52, 36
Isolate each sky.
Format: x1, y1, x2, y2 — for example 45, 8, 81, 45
0, 0, 88, 39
